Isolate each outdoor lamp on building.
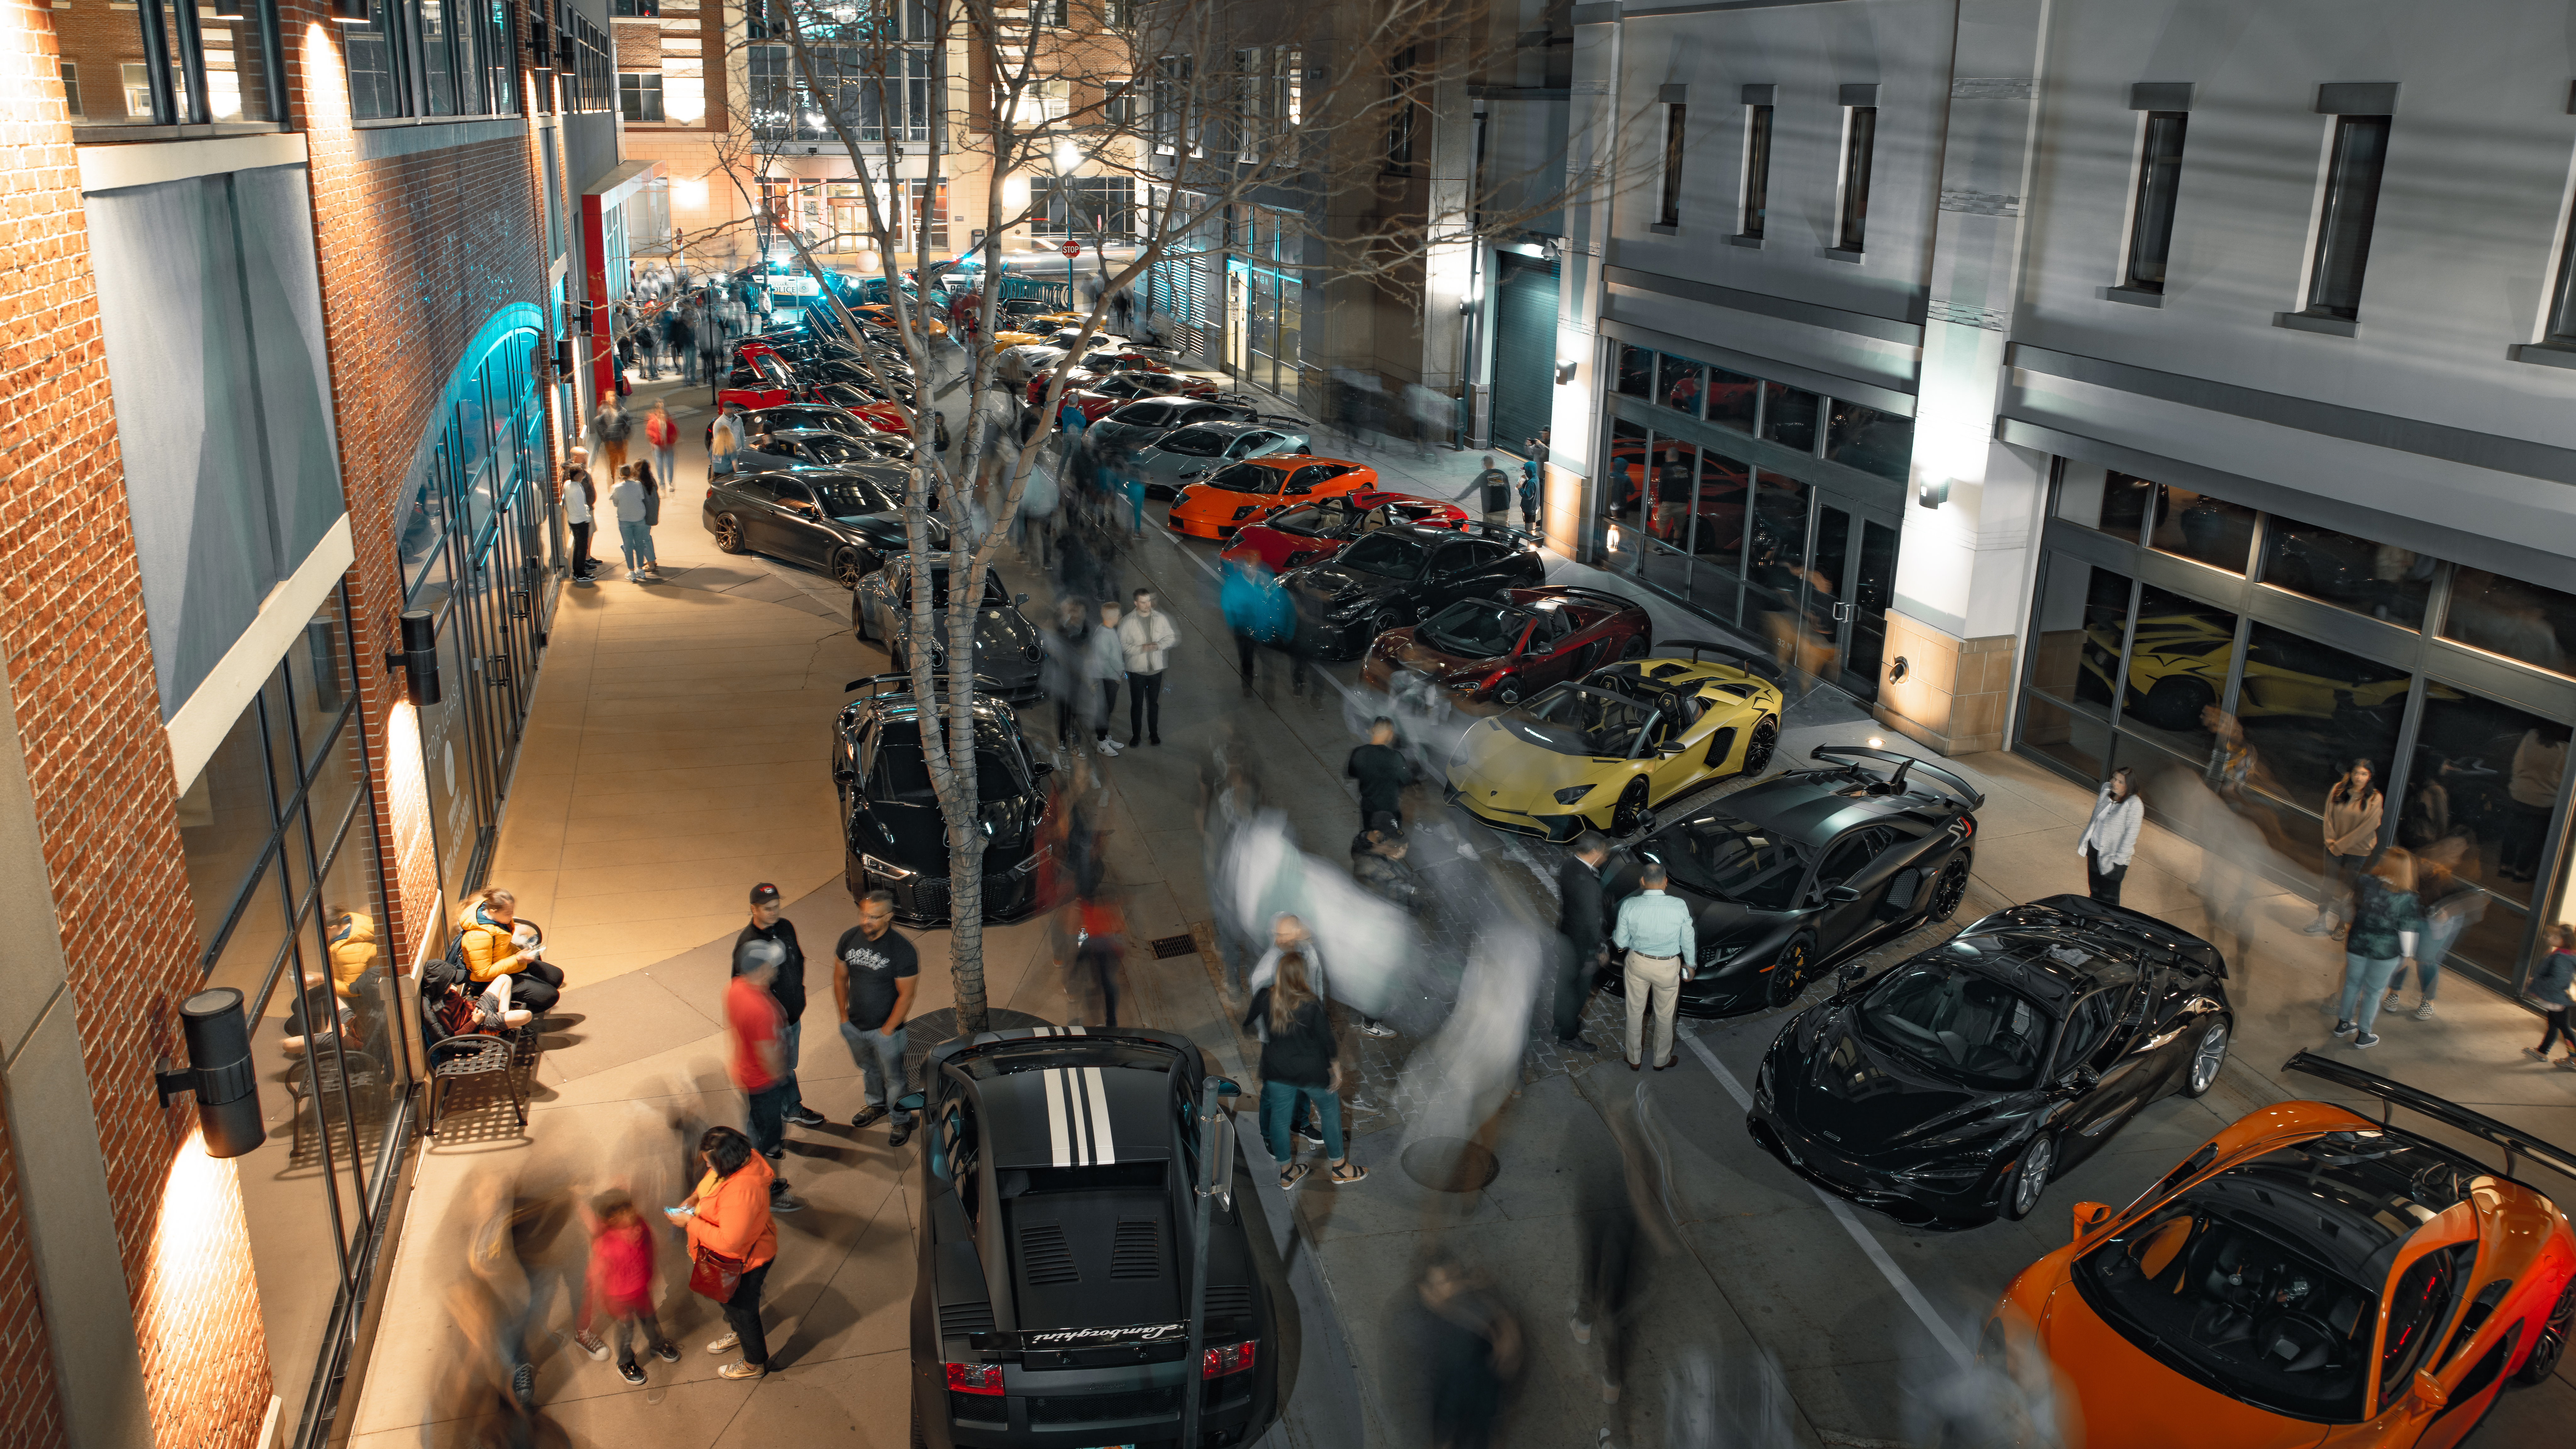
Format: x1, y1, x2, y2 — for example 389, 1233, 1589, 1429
386, 610, 442, 706
1554, 358, 1577, 385
1055, 143, 1081, 172
155, 988, 265, 1159
1917, 473, 1952, 510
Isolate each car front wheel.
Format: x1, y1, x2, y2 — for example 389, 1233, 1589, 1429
832, 548, 868, 590
1763, 934, 1818, 1008
713, 513, 746, 554
2000, 1135, 2055, 1221
1610, 778, 1654, 836
1741, 715, 1779, 776
2182, 1018, 2229, 1097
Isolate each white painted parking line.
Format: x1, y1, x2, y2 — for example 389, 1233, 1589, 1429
1678, 1030, 1973, 1367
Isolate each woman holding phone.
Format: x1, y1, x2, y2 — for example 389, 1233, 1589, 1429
676, 1125, 778, 1380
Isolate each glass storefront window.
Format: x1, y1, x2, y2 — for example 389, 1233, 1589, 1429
1658, 353, 1705, 416
1691, 455, 1751, 564
180, 695, 285, 960
2146, 484, 2257, 573
1749, 473, 1810, 615
1824, 400, 1913, 483
2443, 566, 2576, 677
2260, 512, 2432, 628
2235, 621, 2408, 816
1645, 438, 1699, 546
2407, 690, 2566, 981
2118, 584, 2239, 758
1616, 344, 1653, 399
2027, 558, 2134, 717
1706, 366, 1757, 433
1760, 381, 1819, 453
2023, 695, 2112, 781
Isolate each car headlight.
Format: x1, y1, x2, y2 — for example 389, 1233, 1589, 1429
862, 853, 917, 881
1326, 598, 1374, 622
1450, 677, 1484, 693
1895, 1161, 1991, 1184
1232, 505, 1259, 520
1553, 784, 1594, 805
1754, 1053, 1775, 1107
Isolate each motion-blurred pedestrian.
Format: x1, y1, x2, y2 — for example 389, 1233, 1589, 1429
725, 943, 802, 1200
1613, 862, 1695, 1070
1246, 952, 1368, 1188
645, 398, 677, 488
574, 1189, 677, 1384
1552, 832, 1611, 1050
834, 889, 919, 1145
1419, 1255, 1519, 1449
1346, 718, 1414, 831
1045, 594, 1096, 750
677, 1126, 779, 1380
736, 883, 828, 1130
594, 395, 633, 475
1073, 885, 1128, 1028
2332, 849, 2420, 1050
1574, 1096, 1681, 1430
2523, 923, 2576, 1067
1086, 599, 1128, 756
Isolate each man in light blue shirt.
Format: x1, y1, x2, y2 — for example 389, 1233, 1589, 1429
1612, 862, 1696, 1070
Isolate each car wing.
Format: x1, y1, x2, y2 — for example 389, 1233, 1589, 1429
1654, 636, 1789, 686
2281, 1051, 2576, 1184
1807, 745, 1988, 811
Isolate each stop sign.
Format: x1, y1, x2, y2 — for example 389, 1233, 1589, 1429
1061, 241, 1082, 258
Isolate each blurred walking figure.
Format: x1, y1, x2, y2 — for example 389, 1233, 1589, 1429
1352, 822, 1423, 913
1086, 599, 1129, 756
1572, 1095, 1682, 1424
1405, 382, 1450, 457
1614, 862, 1695, 1070
2331, 849, 2420, 1050
573, 1190, 677, 1384
2388, 836, 2483, 1019
2523, 924, 2576, 1066
2304, 760, 2384, 938
737, 883, 826, 1130
644, 398, 677, 488
725, 942, 803, 1208
1419, 1255, 1520, 1449
2074, 767, 2142, 906
1072, 884, 1128, 1028
1045, 595, 1097, 751
451, 1175, 539, 1416
1221, 556, 1303, 697
593, 395, 633, 475
1346, 717, 1414, 831
678, 1126, 780, 1380
1246, 952, 1368, 1188
1552, 832, 1612, 1050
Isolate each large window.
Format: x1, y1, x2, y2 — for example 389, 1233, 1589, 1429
749, 43, 933, 142
1657, 103, 1687, 228
1836, 105, 1876, 253
2124, 112, 2188, 293
2302, 115, 2391, 321
619, 72, 665, 122
1033, 177, 1136, 236
1740, 102, 1773, 239
63, 0, 282, 128
343, 0, 525, 120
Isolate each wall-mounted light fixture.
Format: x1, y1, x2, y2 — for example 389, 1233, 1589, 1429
1916, 474, 1951, 509
155, 989, 265, 1159
385, 610, 442, 706
1888, 656, 1910, 683
1553, 358, 1577, 385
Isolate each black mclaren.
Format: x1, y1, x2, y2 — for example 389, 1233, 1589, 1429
1748, 895, 2233, 1228
834, 675, 1053, 923
905, 1026, 1282, 1449
1597, 746, 1982, 1016
1283, 524, 1548, 659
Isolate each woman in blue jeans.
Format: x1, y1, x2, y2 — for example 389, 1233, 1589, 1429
2384, 841, 2485, 1020
1245, 952, 1369, 1189
2333, 850, 2422, 1049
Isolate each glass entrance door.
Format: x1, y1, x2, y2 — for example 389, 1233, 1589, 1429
1795, 496, 1903, 703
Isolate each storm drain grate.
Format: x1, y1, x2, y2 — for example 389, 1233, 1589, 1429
1149, 934, 1197, 959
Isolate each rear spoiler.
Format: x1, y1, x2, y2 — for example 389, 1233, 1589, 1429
2281, 1051, 2576, 1185
1656, 636, 1788, 685
1808, 744, 1987, 810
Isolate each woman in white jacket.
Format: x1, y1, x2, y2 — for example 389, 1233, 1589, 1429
2074, 767, 2144, 907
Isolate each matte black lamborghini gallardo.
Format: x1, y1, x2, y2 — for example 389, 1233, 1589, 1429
907, 1026, 1281, 1449
833, 675, 1052, 923
1597, 746, 1983, 1016
1749, 894, 2234, 1229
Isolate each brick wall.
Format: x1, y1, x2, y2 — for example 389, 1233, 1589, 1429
0, 3, 275, 1446
0, 1110, 65, 1449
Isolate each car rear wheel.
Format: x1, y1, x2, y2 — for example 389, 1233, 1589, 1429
831, 548, 867, 590
2182, 1018, 2230, 1098
713, 513, 746, 554
1929, 854, 1971, 922
1741, 715, 1779, 776
2514, 1280, 2575, 1384
1618, 635, 1649, 661
1610, 778, 1654, 836
1763, 934, 1818, 1008
1494, 675, 1525, 706
2001, 1135, 2055, 1221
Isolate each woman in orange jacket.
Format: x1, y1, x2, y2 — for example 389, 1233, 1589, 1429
678, 1126, 779, 1380
457, 887, 564, 1013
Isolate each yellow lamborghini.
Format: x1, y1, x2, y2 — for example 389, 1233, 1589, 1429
2083, 611, 2428, 732
1444, 640, 1786, 839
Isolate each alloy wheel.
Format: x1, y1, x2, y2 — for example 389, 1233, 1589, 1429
2187, 1020, 2230, 1097
1930, 855, 1971, 922
2008, 1136, 2055, 1220
1495, 677, 1523, 706
832, 550, 866, 590
1764, 937, 1815, 1008
1612, 779, 1653, 836
713, 514, 745, 554
2515, 1281, 2575, 1385
1742, 716, 1779, 775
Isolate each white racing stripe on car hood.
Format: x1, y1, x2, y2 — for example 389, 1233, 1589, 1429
1043, 1066, 1074, 1167
1083, 1066, 1118, 1165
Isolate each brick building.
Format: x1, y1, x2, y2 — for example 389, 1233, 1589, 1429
0, 0, 631, 1444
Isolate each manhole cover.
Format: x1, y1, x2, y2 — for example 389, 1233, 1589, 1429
1399, 1137, 1500, 1193
1149, 934, 1198, 959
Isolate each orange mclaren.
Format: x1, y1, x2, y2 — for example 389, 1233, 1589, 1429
1165, 458, 1377, 541
1985, 1052, 2576, 1449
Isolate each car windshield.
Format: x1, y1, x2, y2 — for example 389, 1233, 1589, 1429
1339, 532, 1428, 579
1856, 964, 2053, 1090
1263, 504, 1330, 535
873, 722, 1028, 804
904, 570, 1010, 611
1504, 686, 1652, 757
813, 480, 896, 518
1650, 812, 1807, 911
1202, 462, 1283, 494
1161, 427, 1228, 456
1421, 602, 1529, 658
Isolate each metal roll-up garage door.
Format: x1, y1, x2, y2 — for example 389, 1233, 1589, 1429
1490, 252, 1560, 455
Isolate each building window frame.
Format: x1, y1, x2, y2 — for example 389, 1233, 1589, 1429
68, 0, 288, 134
2122, 111, 2188, 293
1739, 97, 1773, 240
2298, 113, 2393, 324
343, 0, 527, 123
619, 70, 665, 122
1654, 101, 1686, 231
1834, 101, 1877, 255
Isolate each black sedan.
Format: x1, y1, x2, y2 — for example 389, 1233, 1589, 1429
1597, 746, 1982, 1014
1284, 524, 1548, 659
904, 1026, 1280, 1449
834, 675, 1052, 923
704, 466, 931, 589
1748, 894, 2233, 1227
852, 558, 1048, 703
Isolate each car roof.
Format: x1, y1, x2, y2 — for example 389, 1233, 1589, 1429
1720, 767, 1964, 842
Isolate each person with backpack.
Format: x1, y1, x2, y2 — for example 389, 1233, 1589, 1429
458, 886, 562, 1014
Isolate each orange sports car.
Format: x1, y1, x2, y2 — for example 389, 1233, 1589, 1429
1166, 458, 1376, 541
1984, 1052, 2575, 1449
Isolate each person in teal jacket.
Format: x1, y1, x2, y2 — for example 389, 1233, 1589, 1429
2333, 850, 2423, 1048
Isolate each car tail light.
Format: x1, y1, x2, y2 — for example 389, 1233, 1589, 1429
944, 1362, 1006, 1395
1202, 1340, 1256, 1378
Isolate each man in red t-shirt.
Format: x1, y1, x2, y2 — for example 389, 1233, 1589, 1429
727, 943, 800, 1209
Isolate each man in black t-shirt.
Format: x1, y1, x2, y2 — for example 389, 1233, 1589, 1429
835, 889, 920, 1146
1346, 718, 1414, 832
736, 883, 828, 1131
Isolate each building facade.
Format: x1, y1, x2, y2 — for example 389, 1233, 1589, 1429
1542, 0, 2575, 1003
0, 0, 624, 1443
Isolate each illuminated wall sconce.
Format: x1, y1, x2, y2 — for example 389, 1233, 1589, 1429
1888, 656, 1910, 683
1606, 524, 1623, 553
385, 610, 442, 706
330, 0, 371, 22
155, 988, 265, 1159
1554, 359, 1577, 385
1916, 474, 1951, 509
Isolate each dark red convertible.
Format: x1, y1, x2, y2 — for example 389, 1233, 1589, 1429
1359, 584, 1651, 711
1218, 490, 1470, 572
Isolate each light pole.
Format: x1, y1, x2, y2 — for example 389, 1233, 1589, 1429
1176, 1073, 1240, 1449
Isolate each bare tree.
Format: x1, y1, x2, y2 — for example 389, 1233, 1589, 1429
717, 0, 1579, 1031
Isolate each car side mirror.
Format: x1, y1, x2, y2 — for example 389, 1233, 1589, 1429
1824, 884, 1863, 903
2411, 1369, 2447, 1412
2060, 1064, 2101, 1091
895, 1091, 926, 1113
2071, 1201, 2111, 1243
1014, 591, 1030, 605
1208, 1076, 1241, 1099
1837, 963, 1867, 988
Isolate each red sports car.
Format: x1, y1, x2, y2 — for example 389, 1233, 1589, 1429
1219, 490, 1470, 572
805, 380, 913, 436
1360, 585, 1652, 711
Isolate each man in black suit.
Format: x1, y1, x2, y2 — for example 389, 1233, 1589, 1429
1552, 832, 1613, 1050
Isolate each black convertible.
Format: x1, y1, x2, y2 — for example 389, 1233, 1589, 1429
833, 674, 1052, 923
704, 466, 933, 589
904, 1025, 1281, 1449
1597, 746, 1982, 1014
1748, 895, 2233, 1227
1284, 524, 1548, 659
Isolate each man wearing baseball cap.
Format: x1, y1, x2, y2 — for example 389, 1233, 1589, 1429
735, 883, 828, 1136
